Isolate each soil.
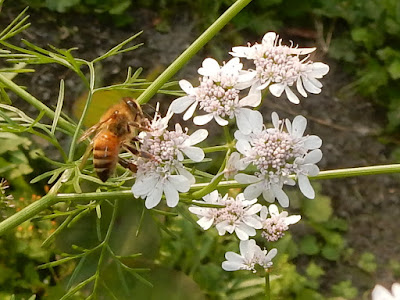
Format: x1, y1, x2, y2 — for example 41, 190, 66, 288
1, 4, 399, 299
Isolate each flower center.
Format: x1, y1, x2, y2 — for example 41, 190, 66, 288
247, 127, 303, 177
261, 215, 288, 242
254, 45, 306, 86
213, 198, 244, 225
196, 77, 240, 118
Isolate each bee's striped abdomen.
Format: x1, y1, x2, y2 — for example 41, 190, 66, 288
93, 131, 120, 182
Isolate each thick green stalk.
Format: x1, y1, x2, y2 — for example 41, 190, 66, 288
265, 271, 270, 300
136, 0, 253, 104
0, 73, 75, 134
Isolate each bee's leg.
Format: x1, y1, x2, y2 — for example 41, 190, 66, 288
119, 158, 137, 173
124, 144, 154, 160
79, 142, 94, 171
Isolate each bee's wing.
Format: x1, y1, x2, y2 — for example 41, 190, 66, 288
78, 116, 114, 143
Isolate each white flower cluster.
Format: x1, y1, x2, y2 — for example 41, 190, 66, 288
130, 31, 328, 274
132, 109, 208, 209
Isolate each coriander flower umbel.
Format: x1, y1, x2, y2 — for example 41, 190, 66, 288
189, 190, 262, 240
170, 57, 261, 134
259, 204, 301, 242
372, 283, 400, 300
132, 108, 208, 209
231, 31, 329, 104
235, 112, 322, 207
222, 239, 277, 273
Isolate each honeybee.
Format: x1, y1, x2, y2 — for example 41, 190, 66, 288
79, 97, 151, 182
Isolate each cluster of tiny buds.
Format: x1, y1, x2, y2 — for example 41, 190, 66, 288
213, 197, 244, 224
247, 127, 300, 177
254, 40, 308, 86
261, 216, 289, 242
197, 77, 239, 118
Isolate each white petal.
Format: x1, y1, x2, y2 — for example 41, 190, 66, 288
235, 226, 253, 240
300, 164, 320, 176
265, 248, 278, 261
193, 114, 213, 125
372, 285, 393, 300
285, 86, 300, 104
183, 101, 198, 120
239, 93, 261, 107
285, 215, 301, 225
235, 108, 254, 135
170, 96, 195, 114
271, 112, 279, 129
303, 149, 323, 164
225, 251, 244, 263
302, 76, 321, 94
222, 261, 242, 271
176, 167, 196, 185
230, 46, 250, 58
223, 57, 242, 72
182, 146, 204, 162
262, 32, 277, 46
269, 83, 285, 97
198, 58, 220, 77
188, 206, 206, 215
243, 216, 262, 229
304, 135, 322, 149
290, 47, 316, 55
235, 173, 261, 184
145, 183, 163, 209
258, 207, 267, 220
243, 182, 264, 199
214, 115, 229, 126
164, 181, 179, 207
309, 62, 329, 78
188, 129, 208, 145
245, 203, 262, 215
298, 174, 315, 199
308, 76, 323, 89
392, 283, 400, 298
132, 175, 158, 196
240, 239, 256, 259
168, 175, 191, 192
296, 77, 308, 97
271, 185, 289, 207
179, 79, 195, 94
268, 204, 279, 216
292, 115, 307, 138
197, 217, 214, 230
262, 188, 275, 203
235, 139, 251, 155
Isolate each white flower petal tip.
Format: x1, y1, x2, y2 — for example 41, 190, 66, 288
222, 240, 277, 272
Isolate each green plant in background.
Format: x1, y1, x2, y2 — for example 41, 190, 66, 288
0, 0, 400, 299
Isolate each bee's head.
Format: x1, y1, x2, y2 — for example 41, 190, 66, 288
123, 97, 141, 113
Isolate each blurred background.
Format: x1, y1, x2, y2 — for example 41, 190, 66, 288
0, 0, 400, 299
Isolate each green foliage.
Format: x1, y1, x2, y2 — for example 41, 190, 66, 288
357, 252, 377, 273
331, 280, 359, 299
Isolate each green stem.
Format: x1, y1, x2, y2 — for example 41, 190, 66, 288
309, 164, 400, 179
1, 163, 400, 236
89, 200, 119, 299
203, 145, 231, 153
136, 0, 253, 104
68, 62, 95, 161
265, 270, 270, 300
0, 73, 75, 134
